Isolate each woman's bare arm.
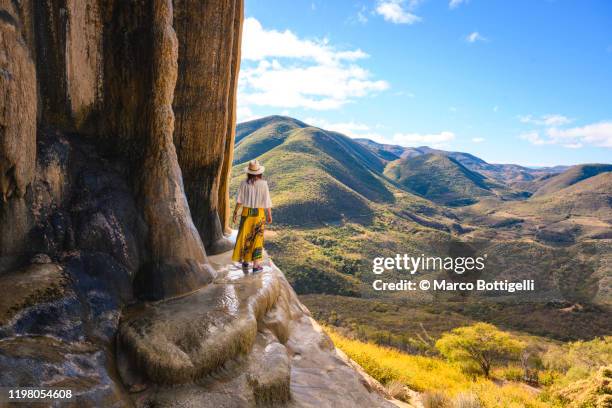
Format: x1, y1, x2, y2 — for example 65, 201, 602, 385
266, 208, 272, 224
232, 203, 242, 225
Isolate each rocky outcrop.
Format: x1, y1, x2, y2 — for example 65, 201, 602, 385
117, 254, 396, 407
0, 0, 395, 406
0, 131, 140, 406
34, 0, 103, 131
0, 2, 37, 201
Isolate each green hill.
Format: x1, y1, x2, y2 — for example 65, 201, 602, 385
354, 138, 419, 161
383, 153, 493, 206
232, 126, 392, 225
232, 116, 445, 226
230, 115, 611, 341
521, 171, 612, 216
458, 171, 612, 247
531, 164, 612, 197
233, 116, 308, 163
231, 116, 458, 296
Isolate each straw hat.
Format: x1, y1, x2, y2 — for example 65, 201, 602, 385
245, 159, 265, 175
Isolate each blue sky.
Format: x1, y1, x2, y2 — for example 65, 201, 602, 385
238, 0, 612, 166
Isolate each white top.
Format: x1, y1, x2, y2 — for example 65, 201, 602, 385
236, 179, 273, 209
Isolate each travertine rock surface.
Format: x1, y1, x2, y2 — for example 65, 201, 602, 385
133, 0, 215, 300
118, 254, 396, 407
218, 0, 244, 234
0, 1, 37, 261
173, 0, 243, 253
0, 0, 396, 406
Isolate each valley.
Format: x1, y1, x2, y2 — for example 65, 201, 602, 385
231, 115, 611, 406
231, 115, 611, 339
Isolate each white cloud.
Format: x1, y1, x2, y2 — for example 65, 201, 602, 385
449, 0, 469, 9
304, 117, 383, 140
519, 114, 572, 127
356, 6, 368, 23
304, 117, 456, 149
493, 105, 499, 112
375, 0, 422, 25
547, 122, 612, 148
357, 12, 368, 24
465, 32, 487, 43
472, 137, 485, 143
241, 18, 368, 64
519, 121, 612, 148
239, 18, 389, 111
563, 143, 583, 149
392, 131, 456, 148
237, 105, 259, 123
519, 131, 551, 146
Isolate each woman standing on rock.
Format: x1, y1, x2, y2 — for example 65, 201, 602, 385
231, 159, 273, 273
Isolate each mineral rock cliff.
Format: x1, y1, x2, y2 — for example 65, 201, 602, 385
0, 0, 395, 406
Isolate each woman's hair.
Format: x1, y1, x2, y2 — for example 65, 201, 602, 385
247, 173, 263, 184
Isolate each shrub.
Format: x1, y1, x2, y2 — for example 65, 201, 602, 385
436, 323, 525, 377
543, 336, 611, 374
497, 366, 524, 382
550, 365, 612, 408
326, 326, 550, 408
537, 370, 560, 386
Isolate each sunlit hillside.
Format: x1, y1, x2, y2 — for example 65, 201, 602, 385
326, 326, 611, 408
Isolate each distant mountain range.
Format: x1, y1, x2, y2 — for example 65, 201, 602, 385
234, 115, 610, 209
355, 138, 570, 184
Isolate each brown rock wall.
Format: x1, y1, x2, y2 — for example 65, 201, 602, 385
172, 0, 243, 253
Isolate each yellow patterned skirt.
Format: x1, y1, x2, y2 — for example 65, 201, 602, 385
232, 207, 265, 262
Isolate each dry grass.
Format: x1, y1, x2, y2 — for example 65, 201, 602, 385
386, 379, 412, 402
453, 392, 482, 408
422, 391, 451, 408
326, 326, 551, 408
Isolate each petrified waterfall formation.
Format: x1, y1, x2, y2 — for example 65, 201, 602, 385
0, 0, 242, 300
0, 1, 397, 406
173, 0, 243, 253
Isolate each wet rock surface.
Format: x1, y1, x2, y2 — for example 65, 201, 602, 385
118, 253, 396, 407
119, 269, 280, 384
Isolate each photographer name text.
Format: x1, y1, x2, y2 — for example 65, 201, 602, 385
372, 279, 535, 293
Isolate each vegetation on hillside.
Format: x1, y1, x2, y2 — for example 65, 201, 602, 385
384, 153, 494, 206
232, 116, 611, 406
232, 115, 610, 311
304, 295, 611, 347
326, 325, 612, 407
531, 164, 612, 197
435, 323, 525, 377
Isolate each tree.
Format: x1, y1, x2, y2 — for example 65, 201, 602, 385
435, 323, 525, 377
